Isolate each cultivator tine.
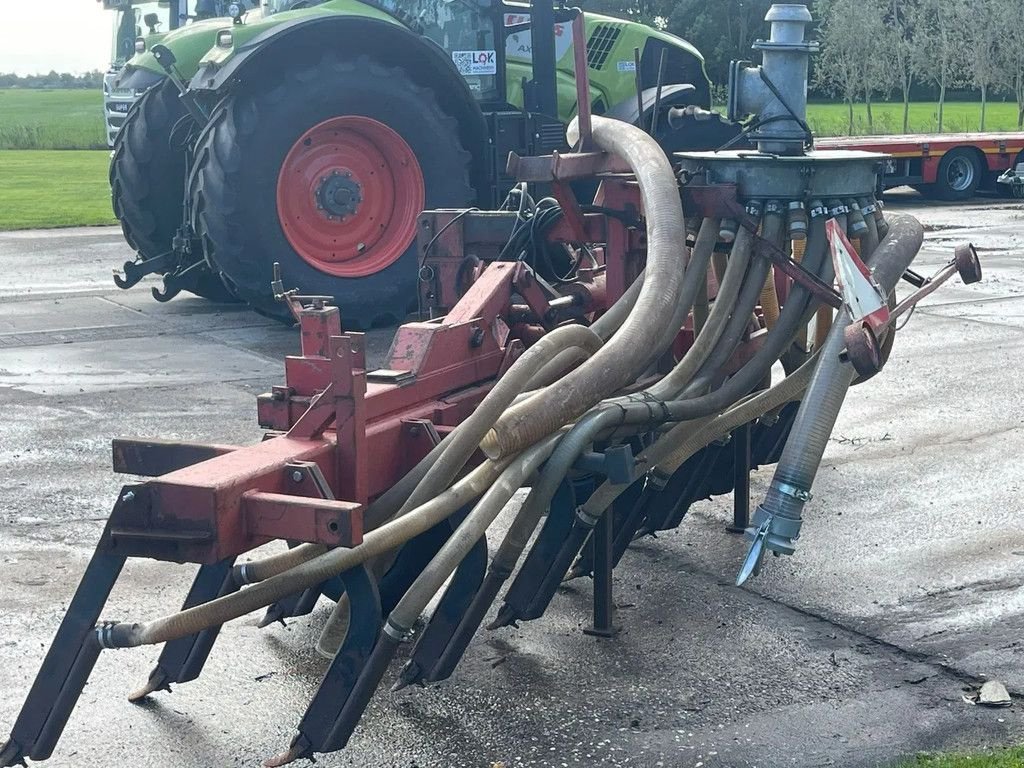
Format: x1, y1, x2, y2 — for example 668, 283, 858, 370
426, 565, 509, 684
610, 480, 657, 568
128, 558, 238, 702
395, 535, 488, 690
0, 520, 127, 767
488, 479, 580, 629
258, 585, 323, 629
267, 565, 381, 767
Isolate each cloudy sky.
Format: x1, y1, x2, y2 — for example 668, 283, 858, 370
0, 1, 118, 74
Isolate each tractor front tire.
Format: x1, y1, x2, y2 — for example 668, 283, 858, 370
189, 54, 474, 326
110, 79, 236, 303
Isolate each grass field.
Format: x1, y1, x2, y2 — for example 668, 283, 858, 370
0, 89, 107, 150
0, 151, 115, 230
806, 100, 1024, 136
892, 748, 1024, 767
0, 89, 1022, 230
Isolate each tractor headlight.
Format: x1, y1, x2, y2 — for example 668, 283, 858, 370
216, 30, 234, 48
134, 37, 146, 54
228, 2, 243, 19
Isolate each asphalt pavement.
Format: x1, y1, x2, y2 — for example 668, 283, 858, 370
0, 193, 1022, 768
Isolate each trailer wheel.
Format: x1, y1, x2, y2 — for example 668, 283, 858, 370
110, 80, 237, 303
933, 148, 982, 201
190, 54, 474, 326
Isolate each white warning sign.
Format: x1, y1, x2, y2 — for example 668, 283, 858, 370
452, 50, 498, 76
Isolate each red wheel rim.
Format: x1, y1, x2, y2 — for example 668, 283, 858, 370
276, 116, 425, 278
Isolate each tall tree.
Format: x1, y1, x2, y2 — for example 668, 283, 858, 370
664, 0, 775, 87
914, 0, 967, 131
962, 0, 1001, 130
814, 0, 887, 134
997, 0, 1024, 128
883, 0, 920, 133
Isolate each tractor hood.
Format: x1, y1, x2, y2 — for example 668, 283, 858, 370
124, 17, 238, 80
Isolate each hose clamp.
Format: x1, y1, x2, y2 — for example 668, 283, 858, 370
94, 622, 116, 650
238, 563, 253, 585
647, 467, 671, 491
384, 618, 410, 641
575, 506, 602, 528
774, 480, 812, 502
808, 203, 827, 218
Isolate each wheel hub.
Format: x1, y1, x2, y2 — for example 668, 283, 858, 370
276, 115, 425, 279
315, 171, 363, 220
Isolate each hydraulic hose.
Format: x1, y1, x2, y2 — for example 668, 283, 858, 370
481, 115, 688, 460
743, 212, 923, 568
525, 272, 645, 389
99, 457, 517, 649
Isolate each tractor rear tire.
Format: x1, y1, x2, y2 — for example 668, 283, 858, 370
189, 54, 474, 327
110, 79, 237, 303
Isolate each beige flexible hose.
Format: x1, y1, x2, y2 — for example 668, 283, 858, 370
388, 436, 559, 632
759, 211, 784, 331
396, 324, 601, 517
234, 326, 602, 590
114, 458, 514, 648
481, 115, 688, 460
578, 352, 820, 521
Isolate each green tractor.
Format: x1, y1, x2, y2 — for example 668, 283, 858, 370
112, 0, 738, 324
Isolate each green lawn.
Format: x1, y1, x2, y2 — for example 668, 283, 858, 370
807, 100, 1024, 137
0, 89, 107, 150
0, 151, 115, 230
892, 748, 1024, 767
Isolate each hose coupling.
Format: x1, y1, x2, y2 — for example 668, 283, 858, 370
719, 218, 739, 243
93, 621, 137, 650
787, 201, 808, 240
827, 199, 849, 218
846, 199, 869, 236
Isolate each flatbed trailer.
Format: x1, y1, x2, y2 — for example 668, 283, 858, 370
817, 132, 1024, 201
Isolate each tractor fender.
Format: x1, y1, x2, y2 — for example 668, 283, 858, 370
604, 84, 697, 128
189, 15, 490, 201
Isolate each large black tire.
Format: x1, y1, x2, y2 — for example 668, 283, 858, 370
189, 54, 474, 327
932, 147, 982, 201
110, 79, 237, 302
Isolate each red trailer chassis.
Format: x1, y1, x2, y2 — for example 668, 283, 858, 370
818, 132, 1024, 200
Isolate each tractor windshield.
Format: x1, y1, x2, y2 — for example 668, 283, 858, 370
110, 2, 169, 67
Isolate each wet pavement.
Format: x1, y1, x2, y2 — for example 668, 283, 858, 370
0, 192, 1022, 768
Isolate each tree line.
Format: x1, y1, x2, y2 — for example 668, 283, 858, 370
591, 0, 1021, 133
815, 0, 1024, 133
0, 72, 105, 90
